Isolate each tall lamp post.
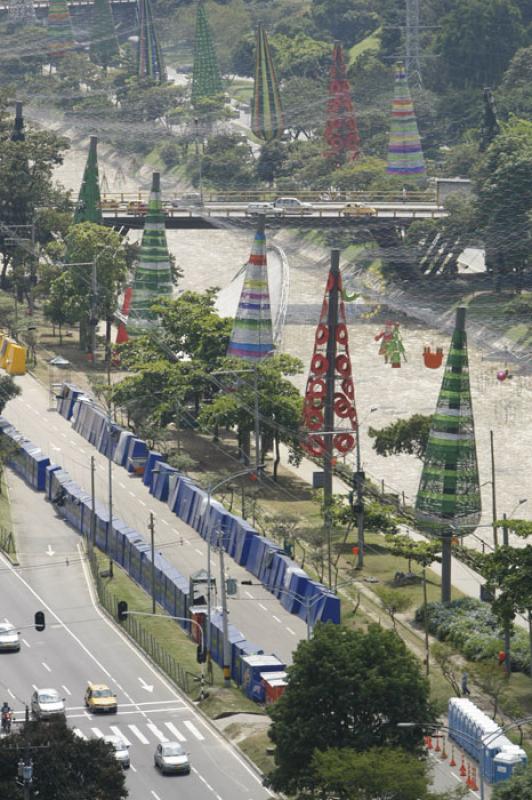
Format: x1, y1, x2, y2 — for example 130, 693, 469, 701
203, 466, 264, 687
398, 718, 532, 800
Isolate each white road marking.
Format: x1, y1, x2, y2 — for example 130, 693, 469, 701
62, 685, 71, 696
92, 727, 105, 738
161, 519, 168, 526
73, 728, 87, 740
258, 603, 267, 611
286, 627, 296, 635
138, 677, 154, 693
139, 500, 146, 507
150, 792, 162, 800
22, 639, 30, 647
195, 548, 203, 555
32, 684, 38, 692
119, 482, 125, 489
42, 661, 52, 672
129, 491, 135, 497
110, 725, 131, 745
184, 720, 205, 741
147, 722, 168, 742
130, 764, 137, 773
245, 591, 253, 599
164, 722, 185, 742
128, 725, 149, 744
8, 690, 15, 700
69, 440, 76, 446
272, 615, 282, 623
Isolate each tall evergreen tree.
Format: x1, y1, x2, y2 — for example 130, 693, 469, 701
251, 25, 284, 142
128, 172, 173, 332
323, 42, 360, 164
90, 0, 119, 70
137, 0, 166, 83
191, 1, 223, 105
479, 87, 500, 151
10, 102, 25, 143
74, 136, 102, 225
415, 307, 481, 602
386, 62, 425, 176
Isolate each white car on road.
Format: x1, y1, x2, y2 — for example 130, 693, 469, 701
273, 197, 314, 214
31, 688, 65, 719
246, 201, 284, 216
0, 623, 20, 652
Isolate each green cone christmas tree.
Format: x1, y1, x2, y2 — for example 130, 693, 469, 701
128, 172, 173, 332
90, 0, 119, 69
251, 24, 284, 142
74, 136, 102, 225
137, 0, 166, 83
191, 1, 223, 105
47, 0, 74, 60
416, 307, 481, 601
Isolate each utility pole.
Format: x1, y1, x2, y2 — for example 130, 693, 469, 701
90, 456, 96, 558
490, 430, 498, 548
422, 566, 430, 675
149, 512, 156, 615
253, 365, 261, 473
502, 513, 511, 676
90, 259, 97, 364
107, 405, 114, 575
323, 249, 340, 590
219, 530, 231, 687
354, 428, 365, 569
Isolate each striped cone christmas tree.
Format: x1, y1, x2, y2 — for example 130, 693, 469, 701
387, 62, 425, 176
128, 172, 173, 333
323, 42, 360, 163
47, 0, 74, 60
251, 25, 284, 142
416, 307, 481, 600
74, 136, 102, 225
137, 0, 166, 83
227, 217, 273, 361
191, 1, 223, 104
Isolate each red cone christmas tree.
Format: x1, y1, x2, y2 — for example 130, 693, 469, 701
323, 43, 361, 164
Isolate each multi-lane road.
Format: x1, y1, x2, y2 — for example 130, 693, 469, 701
5, 373, 308, 666
1, 472, 272, 800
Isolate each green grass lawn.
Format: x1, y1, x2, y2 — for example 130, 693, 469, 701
348, 28, 381, 65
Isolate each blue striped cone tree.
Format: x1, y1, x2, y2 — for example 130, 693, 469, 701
387, 62, 425, 177
128, 172, 173, 333
47, 0, 74, 60
227, 216, 273, 361
415, 307, 481, 601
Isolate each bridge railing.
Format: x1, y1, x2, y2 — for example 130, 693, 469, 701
100, 188, 438, 208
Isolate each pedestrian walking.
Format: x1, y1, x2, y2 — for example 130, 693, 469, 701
461, 671, 471, 696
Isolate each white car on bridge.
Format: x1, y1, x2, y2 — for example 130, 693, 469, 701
273, 197, 314, 214
246, 202, 284, 216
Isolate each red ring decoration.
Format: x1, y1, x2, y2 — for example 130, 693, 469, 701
305, 409, 323, 431
307, 377, 326, 398
334, 433, 355, 454
330, 80, 342, 93
334, 393, 353, 418
327, 273, 336, 292
335, 354, 351, 376
315, 324, 329, 346
311, 353, 329, 375
336, 324, 348, 345
341, 377, 354, 399
305, 436, 326, 457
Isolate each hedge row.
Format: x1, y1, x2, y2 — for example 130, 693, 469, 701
415, 598, 531, 672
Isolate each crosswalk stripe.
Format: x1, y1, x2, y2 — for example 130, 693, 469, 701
164, 722, 185, 742
147, 723, 168, 743
110, 725, 132, 746
92, 728, 105, 739
73, 728, 87, 740
129, 725, 149, 745
184, 721, 205, 741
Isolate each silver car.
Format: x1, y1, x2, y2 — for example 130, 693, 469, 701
0, 623, 20, 652
31, 689, 65, 719
154, 741, 190, 775
104, 735, 130, 769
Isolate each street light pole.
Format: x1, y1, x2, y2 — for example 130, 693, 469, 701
490, 430, 498, 548
149, 512, 156, 615
354, 427, 365, 569
107, 404, 114, 575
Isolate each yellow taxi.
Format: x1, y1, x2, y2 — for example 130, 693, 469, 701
341, 202, 377, 217
84, 683, 118, 714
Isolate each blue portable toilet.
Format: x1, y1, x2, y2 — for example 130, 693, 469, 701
240, 654, 285, 702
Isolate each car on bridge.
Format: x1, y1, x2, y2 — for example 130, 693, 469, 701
246, 202, 284, 217
341, 202, 377, 217
273, 197, 314, 214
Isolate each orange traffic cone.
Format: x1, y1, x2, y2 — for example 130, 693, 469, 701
426, 736, 433, 750
470, 767, 479, 791
449, 745, 456, 767
440, 736, 448, 760
434, 736, 441, 753
466, 764, 473, 788
459, 754, 467, 777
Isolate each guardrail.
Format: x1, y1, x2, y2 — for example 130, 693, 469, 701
100, 206, 447, 221
101, 189, 438, 205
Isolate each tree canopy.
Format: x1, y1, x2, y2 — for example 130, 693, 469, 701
267, 623, 434, 793
369, 414, 432, 459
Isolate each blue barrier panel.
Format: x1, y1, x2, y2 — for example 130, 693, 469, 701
120, 530, 143, 573
45, 465, 61, 499
257, 541, 283, 585
199, 500, 227, 541
62, 483, 86, 532
233, 520, 257, 567
143, 452, 166, 487
208, 611, 224, 666
229, 630, 247, 682
315, 590, 341, 625
113, 431, 133, 466
139, 550, 165, 600
32, 453, 51, 491
153, 465, 180, 502
127, 439, 150, 475
246, 535, 265, 578
128, 537, 150, 582
48, 468, 70, 502
177, 479, 197, 525
226, 515, 238, 558
270, 554, 293, 598
240, 654, 284, 701
175, 574, 189, 622
189, 487, 208, 533
94, 504, 110, 552
161, 563, 178, 618
168, 474, 192, 515
110, 519, 129, 566
80, 497, 93, 538
90, 409, 107, 449
233, 640, 264, 686
279, 568, 308, 614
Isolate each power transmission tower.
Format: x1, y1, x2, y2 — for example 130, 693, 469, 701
405, 0, 422, 86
